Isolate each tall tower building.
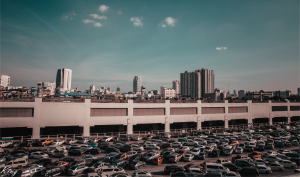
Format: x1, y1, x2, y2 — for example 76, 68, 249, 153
180, 68, 215, 98
116, 87, 121, 94
180, 71, 201, 98
199, 68, 215, 98
172, 80, 180, 96
133, 76, 142, 95
0, 75, 10, 88
56, 68, 72, 92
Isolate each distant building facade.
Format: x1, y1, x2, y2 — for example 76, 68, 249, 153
0, 75, 10, 88
42, 82, 56, 95
56, 68, 72, 92
133, 76, 142, 95
172, 80, 180, 96
161, 87, 176, 99
116, 87, 121, 94
270, 90, 291, 98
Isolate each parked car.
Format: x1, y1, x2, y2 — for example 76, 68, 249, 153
256, 165, 272, 174
29, 152, 49, 159
152, 156, 164, 165
67, 165, 89, 176
238, 167, 259, 176
130, 161, 146, 170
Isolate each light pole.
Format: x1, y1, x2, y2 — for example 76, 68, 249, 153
224, 115, 227, 131
127, 118, 131, 137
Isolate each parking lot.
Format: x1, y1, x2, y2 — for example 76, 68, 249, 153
1, 125, 300, 177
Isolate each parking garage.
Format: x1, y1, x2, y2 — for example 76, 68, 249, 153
273, 117, 288, 123
133, 123, 164, 131
228, 119, 248, 125
253, 118, 269, 123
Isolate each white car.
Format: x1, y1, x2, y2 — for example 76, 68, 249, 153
223, 171, 241, 177
0, 141, 12, 148
256, 165, 272, 174
279, 160, 297, 168
266, 151, 278, 155
235, 147, 243, 154
191, 148, 201, 156
172, 142, 182, 147
182, 140, 198, 146
134, 136, 142, 141
145, 144, 160, 150
91, 138, 100, 143
131, 144, 144, 152
132, 170, 152, 177
99, 166, 125, 177
143, 142, 155, 147
78, 139, 89, 144
66, 139, 77, 144
81, 155, 97, 160
176, 146, 190, 152
194, 139, 207, 145
102, 136, 113, 142
52, 140, 65, 146
143, 151, 160, 162
127, 151, 138, 157
183, 154, 194, 162
29, 152, 49, 159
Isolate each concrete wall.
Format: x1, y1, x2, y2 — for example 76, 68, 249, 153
0, 98, 299, 138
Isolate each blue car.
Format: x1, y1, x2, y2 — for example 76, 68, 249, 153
85, 142, 98, 148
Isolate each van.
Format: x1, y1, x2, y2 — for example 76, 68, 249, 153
204, 163, 230, 173
0, 158, 28, 169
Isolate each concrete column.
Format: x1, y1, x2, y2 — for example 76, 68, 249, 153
247, 100, 253, 129
83, 99, 91, 137
248, 118, 253, 128
164, 100, 170, 137
197, 100, 202, 132
32, 98, 42, 139
127, 100, 133, 136
224, 119, 229, 129
269, 117, 273, 125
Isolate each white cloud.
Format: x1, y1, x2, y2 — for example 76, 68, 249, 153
99, 5, 110, 13
216, 47, 227, 50
82, 19, 94, 24
117, 11, 122, 14
130, 17, 143, 27
89, 14, 107, 20
159, 17, 177, 27
94, 22, 102, 27
62, 11, 76, 20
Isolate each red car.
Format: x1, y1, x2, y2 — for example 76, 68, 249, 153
152, 157, 164, 165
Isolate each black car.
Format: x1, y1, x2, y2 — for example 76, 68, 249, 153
10, 150, 28, 155
59, 157, 75, 162
128, 154, 144, 163
163, 151, 174, 160
69, 149, 83, 156
84, 148, 100, 154
130, 161, 146, 170
223, 163, 240, 172
239, 167, 259, 176
199, 152, 208, 160
105, 147, 120, 154
164, 165, 184, 175
171, 171, 188, 177
99, 145, 110, 150
235, 160, 255, 168
41, 167, 63, 176
98, 142, 109, 146
82, 167, 95, 174
256, 145, 264, 151
112, 160, 129, 168
31, 158, 52, 167
244, 146, 254, 152
290, 156, 300, 165
120, 145, 133, 152
211, 149, 220, 157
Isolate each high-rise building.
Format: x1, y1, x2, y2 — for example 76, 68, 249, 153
0, 75, 10, 88
56, 68, 72, 92
180, 68, 215, 98
116, 87, 121, 94
180, 71, 201, 98
133, 76, 142, 95
90, 85, 95, 94
172, 80, 180, 96
298, 88, 300, 95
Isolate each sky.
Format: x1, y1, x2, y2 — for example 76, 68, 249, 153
1, 0, 299, 93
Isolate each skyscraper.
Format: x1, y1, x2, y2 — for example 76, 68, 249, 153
0, 75, 10, 88
133, 76, 142, 95
56, 68, 72, 92
172, 80, 180, 96
180, 68, 215, 98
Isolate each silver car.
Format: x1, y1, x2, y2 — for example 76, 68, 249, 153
256, 164, 272, 174
183, 154, 194, 162
67, 166, 89, 176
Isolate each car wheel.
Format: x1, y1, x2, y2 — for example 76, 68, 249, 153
266, 171, 269, 174
292, 166, 295, 169
279, 168, 283, 171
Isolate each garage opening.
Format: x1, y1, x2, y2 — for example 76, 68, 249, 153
0, 127, 32, 137
272, 117, 288, 123
228, 119, 248, 125
90, 125, 127, 133
133, 123, 164, 131
201, 120, 224, 128
253, 118, 269, 123
40, 126, 82, 135
170, 122, 196, 129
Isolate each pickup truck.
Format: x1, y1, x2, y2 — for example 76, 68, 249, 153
231, 155, 251, 164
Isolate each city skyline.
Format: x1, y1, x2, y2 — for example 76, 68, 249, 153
1, 0, 299, 93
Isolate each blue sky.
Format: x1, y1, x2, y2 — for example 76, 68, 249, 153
1, 0, 299, 93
